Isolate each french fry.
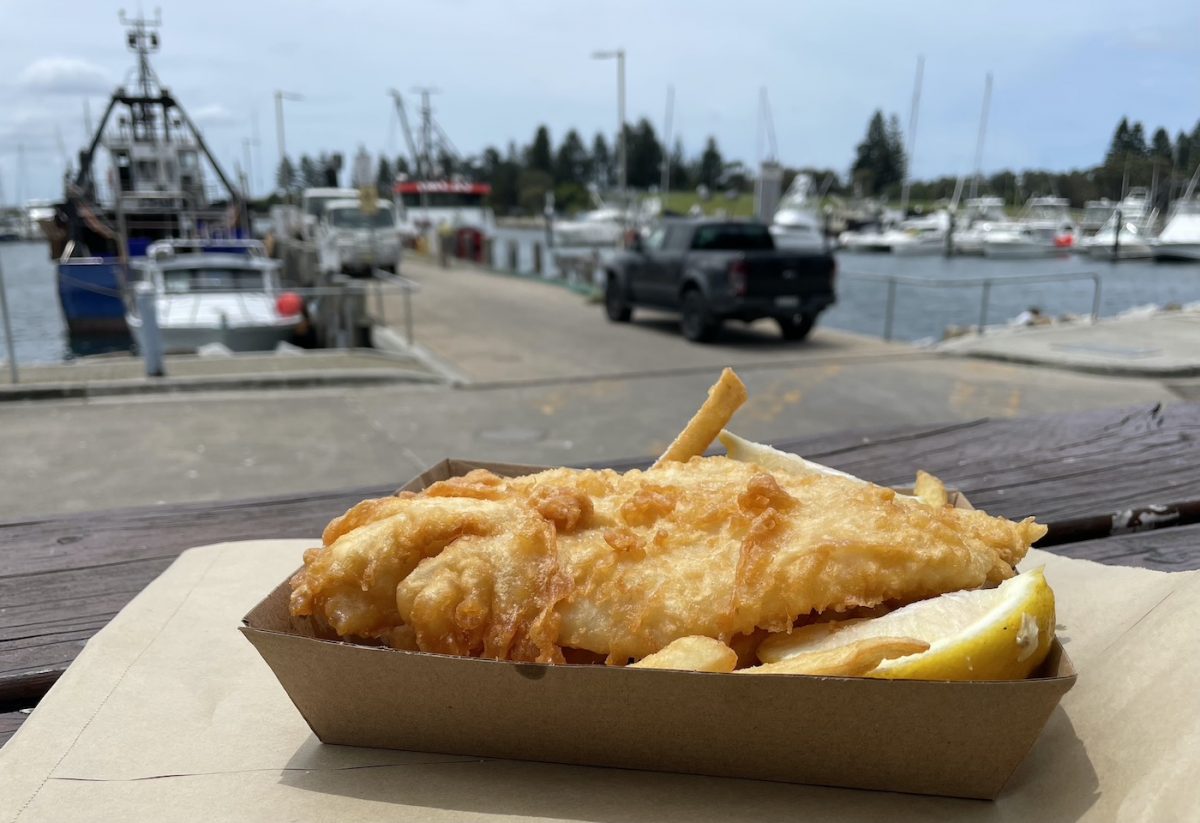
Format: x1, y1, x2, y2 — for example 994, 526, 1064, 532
755, 618, 869, 664
629, 636, 738, 673
914, 470, 949, 508
736, 637, 929, 677
654, 368, 748, 467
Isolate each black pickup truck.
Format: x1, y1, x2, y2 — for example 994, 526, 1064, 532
602, 219, 836, 342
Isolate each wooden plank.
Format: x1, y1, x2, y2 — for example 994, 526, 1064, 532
1039, 522, 1200, 572
772, 403, 1200, 528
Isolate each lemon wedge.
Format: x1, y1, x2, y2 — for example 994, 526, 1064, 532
756, 568, 1056, 681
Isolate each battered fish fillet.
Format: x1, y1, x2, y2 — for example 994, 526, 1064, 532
291, 457, 1045, 663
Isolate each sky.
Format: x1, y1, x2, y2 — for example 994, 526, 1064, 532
1, 0, 1197, 202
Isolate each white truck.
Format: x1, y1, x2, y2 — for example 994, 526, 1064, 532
315, 198, 402, 275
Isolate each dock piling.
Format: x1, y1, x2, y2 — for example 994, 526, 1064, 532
134, 281, 165, 377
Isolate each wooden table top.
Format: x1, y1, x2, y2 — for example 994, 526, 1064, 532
4, 402, 1199, 746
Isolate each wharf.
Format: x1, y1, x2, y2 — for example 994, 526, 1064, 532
937, 310, 1200, 378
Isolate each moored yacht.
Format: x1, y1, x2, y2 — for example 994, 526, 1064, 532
770, 174, 825, 251
1153, 197, 1200, 262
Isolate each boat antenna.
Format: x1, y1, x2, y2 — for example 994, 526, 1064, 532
969, 72, 992, 201
899, 55, 924, 215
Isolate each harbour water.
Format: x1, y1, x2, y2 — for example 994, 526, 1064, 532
3, 236, 1199, 365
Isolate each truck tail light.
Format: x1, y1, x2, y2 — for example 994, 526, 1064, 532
728, 259, 748, 296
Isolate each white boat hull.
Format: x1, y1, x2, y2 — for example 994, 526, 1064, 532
1085, 242, 1154, 260
1153, 243, 1200, 262
130, 321, 300, 354
982, 242, 1057, 259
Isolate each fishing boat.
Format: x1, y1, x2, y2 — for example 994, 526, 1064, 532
125, 239, 301, 353
50, 11, 245, 338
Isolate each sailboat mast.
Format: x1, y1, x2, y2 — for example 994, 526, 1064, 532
969, 72, 992, 201
899, 55, 924, 214
660, 85, 674, 195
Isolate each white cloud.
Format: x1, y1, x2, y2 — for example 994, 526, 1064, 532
18, 57, 111, 95
189, 103, 238, 127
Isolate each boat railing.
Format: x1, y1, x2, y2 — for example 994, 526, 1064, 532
838, 269, 1102, 341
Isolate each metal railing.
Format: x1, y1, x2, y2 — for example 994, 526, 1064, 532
839, 270, 1102, 341
370, 268, 421, 346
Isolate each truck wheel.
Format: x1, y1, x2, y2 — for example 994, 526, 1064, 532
777, 314, 816, 341
605, 278, 633, 322
680, 289, 719, 342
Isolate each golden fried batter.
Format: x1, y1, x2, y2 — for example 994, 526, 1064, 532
291, 456, 1044, 664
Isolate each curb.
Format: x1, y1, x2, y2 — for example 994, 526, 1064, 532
370, 325, 470, 386
0, 368, 441, 402
949, 350, 1200, 379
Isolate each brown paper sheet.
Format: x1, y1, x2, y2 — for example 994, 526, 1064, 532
2, 540, 1197, 822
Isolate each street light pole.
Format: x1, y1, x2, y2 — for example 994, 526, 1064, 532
592, 49, 626, 200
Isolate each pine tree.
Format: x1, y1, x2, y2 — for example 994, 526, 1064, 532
697, 137, 723, 189
668, 138, 689, 191
525, 126, 553, 176
299, 154, 321, 188
590, 133, 611, 187
1151, 128, 1173, 164
626, 119, 664, 189
852, 111, 904, 195
1107, 118, 1131, 163
376, 157, 393, 196
275, 156, 296, 195
1127, 123, 1148, 157
554, 129, 588, 186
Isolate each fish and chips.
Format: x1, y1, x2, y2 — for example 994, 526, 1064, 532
290, 368, 1052, 678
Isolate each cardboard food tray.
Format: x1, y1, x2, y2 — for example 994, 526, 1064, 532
241, 459, 1076, 800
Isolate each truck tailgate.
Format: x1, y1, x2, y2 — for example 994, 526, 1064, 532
739, 253, 835, 298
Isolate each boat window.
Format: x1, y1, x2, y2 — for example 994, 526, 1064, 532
162, 268, 265, 292
690, 223, 775, 251
327, 207, 396, 229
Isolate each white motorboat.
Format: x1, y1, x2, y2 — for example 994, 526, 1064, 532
770, 174, 826, 251
1081, 199, 1116, 234
1084, 215, 1154, 259
982, 196, 1077, 257
888, 211, 951, 255
951, 196, 1011, 255
552, 206, 627, 248
1153, 198, 1200, 262
126, 239, 302, 354
981, 225, 1059, 258
1082, 189, 1158, 260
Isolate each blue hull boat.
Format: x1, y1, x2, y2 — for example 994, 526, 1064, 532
57, 259, 129, 336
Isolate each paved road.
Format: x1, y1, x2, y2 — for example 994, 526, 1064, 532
1, 257, 1184, 519
384, 258, 910, 384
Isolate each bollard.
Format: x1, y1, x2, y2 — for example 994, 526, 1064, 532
134, 281, 165, 377
533, 242, 543, 276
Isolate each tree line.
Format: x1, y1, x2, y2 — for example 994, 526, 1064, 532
273, 112, 1200, 215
